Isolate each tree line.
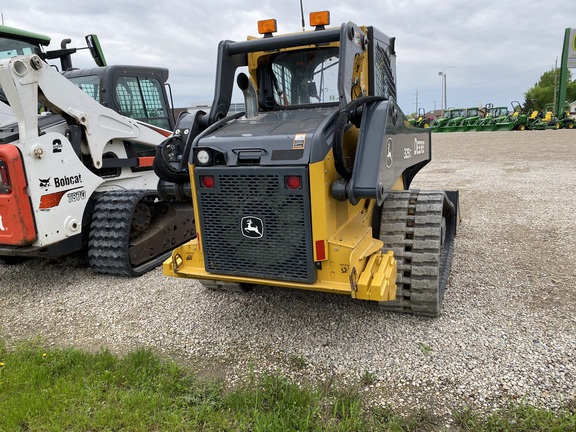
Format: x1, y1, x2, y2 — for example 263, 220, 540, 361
524, 68, 576, 111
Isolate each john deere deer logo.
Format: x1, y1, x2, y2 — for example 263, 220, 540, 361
241, 217, 263, 239
386, 138, 393, 168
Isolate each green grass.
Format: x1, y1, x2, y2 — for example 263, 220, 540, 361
0, 338, 574, 431
454, 403, 576, 431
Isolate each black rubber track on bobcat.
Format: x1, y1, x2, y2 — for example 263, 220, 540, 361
88, 190, 178, 277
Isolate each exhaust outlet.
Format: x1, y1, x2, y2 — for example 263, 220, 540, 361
236, 73, 258, 119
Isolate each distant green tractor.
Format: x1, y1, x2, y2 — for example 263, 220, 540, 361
409, 108, 431, 129
454, 107, 482, 132
491, 101, 529, 131
476, 105, 509, 131
432, 107, 481, 132
525, 99, 554, 130
545, 103, 574, 129
430, 108, 465, 132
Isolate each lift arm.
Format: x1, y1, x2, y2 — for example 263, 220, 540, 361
0, 54, 169, 168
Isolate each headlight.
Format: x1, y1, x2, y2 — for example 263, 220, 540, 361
196, 149, 211, 166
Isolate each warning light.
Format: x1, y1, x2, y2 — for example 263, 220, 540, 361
286, 175, 301, 190
258, 19, 278, 35
310, 11, 330, 28
201, 175, 215, 188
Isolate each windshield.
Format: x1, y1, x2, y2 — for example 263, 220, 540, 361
492, 108, 507, 117
0, 37, 42, 60
270, 47, 339, 106
0, 37, 44, 104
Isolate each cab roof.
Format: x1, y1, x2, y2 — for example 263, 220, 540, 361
0, 24, 51, 46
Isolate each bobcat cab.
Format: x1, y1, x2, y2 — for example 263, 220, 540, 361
155, 11, 459, 316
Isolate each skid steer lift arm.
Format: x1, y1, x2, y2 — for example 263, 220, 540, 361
0, 54, 169, 168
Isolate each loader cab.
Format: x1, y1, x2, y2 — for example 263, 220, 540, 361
207, 12, 397, 123
0, 25, 105, 72
63, 65, 174, 130
0, 25, 49, 59
0, 25, 106, 120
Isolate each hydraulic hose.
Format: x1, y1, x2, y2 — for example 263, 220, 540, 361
332, 96, 385, 180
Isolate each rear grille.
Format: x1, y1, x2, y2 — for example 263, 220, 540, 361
195, 166, 315, 283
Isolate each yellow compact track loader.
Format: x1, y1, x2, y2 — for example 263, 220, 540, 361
154, 11, 459, 316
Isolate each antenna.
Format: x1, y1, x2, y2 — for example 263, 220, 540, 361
299, 0, 305, 31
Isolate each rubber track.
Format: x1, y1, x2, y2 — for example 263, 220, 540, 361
88, 190, 169, 277
379, 190, 456, 317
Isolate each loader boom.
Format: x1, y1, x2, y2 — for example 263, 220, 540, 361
0, 55, 169, 168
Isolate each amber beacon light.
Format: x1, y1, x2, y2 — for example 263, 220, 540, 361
309, 11, 330, 27
258, 19, 278, 35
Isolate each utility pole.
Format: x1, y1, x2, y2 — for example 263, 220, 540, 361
438, 66, 455, 111
414, 89, 420, 113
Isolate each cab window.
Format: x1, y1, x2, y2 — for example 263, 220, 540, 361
115, 76, 170, 130
269, 47, 339, 106
68, 75, 101, 101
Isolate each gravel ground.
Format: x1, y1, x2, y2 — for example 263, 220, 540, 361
1, 129, 575, 426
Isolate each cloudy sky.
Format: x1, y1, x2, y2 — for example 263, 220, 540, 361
2, 0, 573, 114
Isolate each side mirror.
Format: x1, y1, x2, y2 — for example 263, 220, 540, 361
85, 34, 107, 67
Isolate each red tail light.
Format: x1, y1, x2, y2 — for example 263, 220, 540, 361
286, 175, 301, 190
201, 175, 215, 188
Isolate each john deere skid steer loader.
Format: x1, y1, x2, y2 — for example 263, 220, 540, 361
154, 11, 459, 316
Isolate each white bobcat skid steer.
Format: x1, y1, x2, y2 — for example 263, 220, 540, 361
0, 55, 194, 275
